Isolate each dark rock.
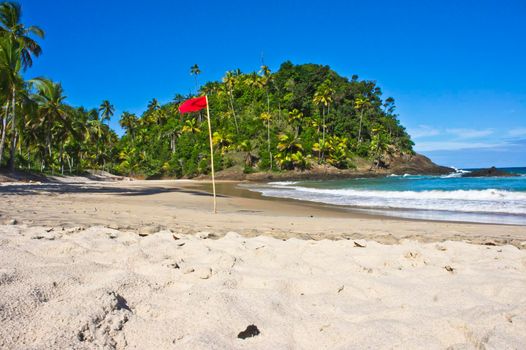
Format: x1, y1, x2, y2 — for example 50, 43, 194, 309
462, 166, 519, 178
354, 240, 366, 248
238, 324, 260, 339
5, 219, 17, 225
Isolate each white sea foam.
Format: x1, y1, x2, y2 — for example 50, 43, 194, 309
248, 183, 526, 217
267, 181, 299, 186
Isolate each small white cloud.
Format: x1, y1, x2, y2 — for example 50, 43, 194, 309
508, 128, 526, 137
408, 125, 440, 139
446, 128, 493, 139
415, 141, 506, 152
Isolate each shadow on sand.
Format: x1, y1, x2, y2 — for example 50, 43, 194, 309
0, 181, 227, 198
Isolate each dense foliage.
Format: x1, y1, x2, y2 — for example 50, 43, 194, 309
0, 1, 414, 178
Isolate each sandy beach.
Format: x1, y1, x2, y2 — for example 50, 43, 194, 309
1, 178, 526, 349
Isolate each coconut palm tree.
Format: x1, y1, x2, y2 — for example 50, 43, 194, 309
275, 132, 304, 170
181, 118, 201, 134
0, 1, 44, 70
260, 112, 272, 170
212, 130, 232, 154
221, 71, 239, 133
0, 37, 22, 169
190, 64, 201, 93
119, 111, 138, 140
147, 98, 160, 112
98, 100, 114, 125
30, 77, 69, 172
354, 95, 371, 143
313, 80, 334, 160
259, 65, 272, 113
288, 108, 303, 136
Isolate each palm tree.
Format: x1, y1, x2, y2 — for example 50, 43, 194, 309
181, 118, 201, 134
237, 139, 257, 167
313, 80, 334, 161
354, 95, 371, 143
275, 132, 304, 170
288, 108, 303, 136
222, 71, 239, 133
259, 65, 272, 113
30, 78, 69, 173
260, 112, 272, 170
98, 100, 114, 125
190, 64, 201, 93
147, 98, 160, 112
0, 1, 44, 70
119, 111, 138, 140
212, 130, 232, 154
0, 37, 22, 169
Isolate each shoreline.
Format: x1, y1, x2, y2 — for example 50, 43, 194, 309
189, 179, 526, 227
1, 178, 525, 247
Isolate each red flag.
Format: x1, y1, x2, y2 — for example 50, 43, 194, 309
179, 96, 207, 113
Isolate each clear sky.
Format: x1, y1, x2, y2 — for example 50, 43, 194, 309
19, 0, 526, 168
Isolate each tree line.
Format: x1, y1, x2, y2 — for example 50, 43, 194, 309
1, 1, 414, 178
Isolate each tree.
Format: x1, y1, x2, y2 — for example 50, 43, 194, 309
260, 112, 272, 170
221, 71, 239, 133
212, 130, 232, 154
181, 118, 201, 134
98, 100, 114, 125
0, 36, 22, 168
259, 65, 272, 113
30, 77, 69, 173
369, 126, 390, 169
190, 64, 201, 93
0, 1, 44, 70
275, 132, 306, 170
147, 98, 159, 112
119, 111, 138, 140
354, 95, 371, 143
288, 108, 303, 136
313, 79, 334, 161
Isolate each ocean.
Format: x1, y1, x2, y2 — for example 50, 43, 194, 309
244, 167, 526, 225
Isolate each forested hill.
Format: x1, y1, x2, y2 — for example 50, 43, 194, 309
1, 1, 424, 178
114, 62, 415, 178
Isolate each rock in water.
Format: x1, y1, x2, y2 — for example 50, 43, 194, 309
462, 166, 519, 177
237, 324, 260, 339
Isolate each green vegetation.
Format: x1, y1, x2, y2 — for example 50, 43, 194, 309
0, 1, 414, 178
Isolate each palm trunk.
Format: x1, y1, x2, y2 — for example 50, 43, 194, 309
228, 91, 239, 133
0, 101, 9, 167
60, 142, 64, 175
267, 119, 272, 171
321, 108, 326, 162
266, 89, 270, 113
266, 90, 272, 170
9, 87, 16, 172
358, 110, 364, 143
67, 155, 72, 174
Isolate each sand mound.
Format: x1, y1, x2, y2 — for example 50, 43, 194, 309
1, 224, 525, 349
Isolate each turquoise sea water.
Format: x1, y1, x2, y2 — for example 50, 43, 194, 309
245, 167, 526, 225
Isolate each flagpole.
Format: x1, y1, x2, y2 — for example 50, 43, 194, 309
205, 95, 217, 213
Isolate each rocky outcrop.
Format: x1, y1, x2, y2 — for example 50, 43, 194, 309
462, 166, 519, 178
386, 153, 453, 175
212, 153, 454, 181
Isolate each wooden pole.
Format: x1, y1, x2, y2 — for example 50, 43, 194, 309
205, 95, 217, 213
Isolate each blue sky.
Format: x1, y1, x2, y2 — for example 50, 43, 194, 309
19, 0, 526, 168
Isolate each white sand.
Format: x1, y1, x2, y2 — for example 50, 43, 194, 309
1, 223, 525, 349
